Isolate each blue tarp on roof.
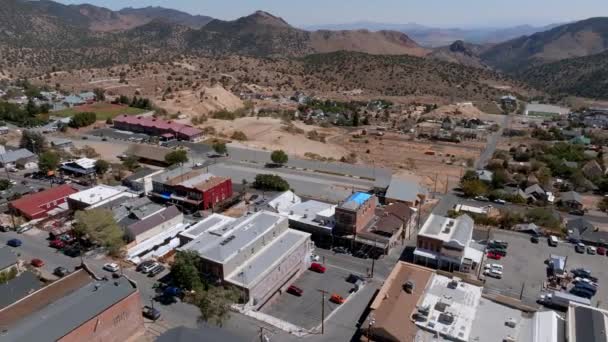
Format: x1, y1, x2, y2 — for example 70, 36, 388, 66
345, 192, 372, 206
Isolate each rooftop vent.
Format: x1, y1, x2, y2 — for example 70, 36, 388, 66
403, 280, 415, 293
438, 312, 454, 325
447, 280, 458, 289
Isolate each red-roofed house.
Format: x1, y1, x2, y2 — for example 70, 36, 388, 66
9, 184, 78, 220
113, 115, 203, 141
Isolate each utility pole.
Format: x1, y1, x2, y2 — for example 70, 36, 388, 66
519, 282, 525, 300
258, 327, 270, 342
317, 289, 329, 334
370, 238, 377, 278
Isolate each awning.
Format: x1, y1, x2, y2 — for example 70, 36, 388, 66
414, 248, 438, 260
464, 246, 483, 264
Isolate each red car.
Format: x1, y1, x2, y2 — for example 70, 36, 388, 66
330, 294, 345, 304
486, 252, 502, 260
599, 247, 607, 256
309, 262, 326, 273
50, 239, 65, 249
31, 258, 45, 267
287, 285, 303, 296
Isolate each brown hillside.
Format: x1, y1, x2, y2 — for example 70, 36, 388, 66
310, 30, 429, 56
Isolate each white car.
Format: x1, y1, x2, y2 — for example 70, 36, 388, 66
483, 269, 503, 279
484, 263, 504, 272
103, 263, 120, 273
141, 262, 159, 273
587, 246, 597, 255
310, 254, 320, 262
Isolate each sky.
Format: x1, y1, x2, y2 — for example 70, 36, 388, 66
58, 0, 608, 28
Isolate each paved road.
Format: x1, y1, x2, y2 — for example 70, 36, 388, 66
475, 114, 510, 169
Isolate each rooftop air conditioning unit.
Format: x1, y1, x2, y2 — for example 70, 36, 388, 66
403, 281, 415, 293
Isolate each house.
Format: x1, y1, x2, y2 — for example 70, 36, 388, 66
560, 191, 584, 210
178, 211, 312, 310
122, 167, 165, 194
513, 222, 540, 235
524, 184, 547, 201
150, 167, 233, 210
0, 148, 36, 167
0, 248, 18, 274
60, 158, 97, 176
48, 138, 74, 150
0, 267, 144, 342
113, 115, 203, 142
413, 214, 482, 273
582, 160, 603, 180
9, 184, 78, 220
124, 144, 174, 166
567, 218, 608, 246
126, 206, 183, 243
524, 103, 570, 117
384, 177, 427, 206
78, 91, 96, 103
63, 95, 85, 107
475, 170, 493, 183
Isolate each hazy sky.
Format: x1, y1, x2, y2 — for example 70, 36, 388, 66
58, 0, 607, 28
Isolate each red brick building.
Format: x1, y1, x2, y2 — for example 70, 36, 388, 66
113, 115, 203, 141
0, 266, 144, 342
151, 168, 233, 210
9, 184, 78, 220
334, 192, 377, 236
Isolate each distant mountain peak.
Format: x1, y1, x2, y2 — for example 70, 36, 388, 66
241, 10, 290, 28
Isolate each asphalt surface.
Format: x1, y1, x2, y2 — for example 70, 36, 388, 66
475, 114, 510, 169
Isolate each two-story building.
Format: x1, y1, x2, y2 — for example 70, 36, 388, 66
334, 192, 377, 236
413, 214, 482, 273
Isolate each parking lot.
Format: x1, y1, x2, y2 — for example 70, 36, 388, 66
261, 264, 365, 330
483, 230, 608, 308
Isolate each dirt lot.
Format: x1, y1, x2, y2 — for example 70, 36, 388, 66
157, 85, 244, 118
335, 132, 481, 191
204, 117, 349, 160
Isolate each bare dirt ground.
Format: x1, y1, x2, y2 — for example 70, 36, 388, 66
204, 117, 349, 159
156, 85, 244, 118
424, 102, 488, 119
334, 132, 479, 190
70, 140, 129, 162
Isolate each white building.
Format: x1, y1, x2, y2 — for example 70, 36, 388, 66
67, 185, 136, 210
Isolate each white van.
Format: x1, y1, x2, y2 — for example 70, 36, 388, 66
548, 235, 558, 247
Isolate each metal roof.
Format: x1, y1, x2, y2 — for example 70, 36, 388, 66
0, 149, 35, 164
571, 304, 608, 342
561, 191, 583, 204
385, 177, 426, 203
1, 275, 137, 342
68, 185, 125, 205
124, 167, 162, 182
127, 206, 182, 237
419, 214, 474, 249
0, 271, 43, 310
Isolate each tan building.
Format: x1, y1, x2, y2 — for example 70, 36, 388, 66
334, 192, 377, 236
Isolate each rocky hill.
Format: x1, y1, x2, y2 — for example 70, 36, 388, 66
517, 50, 608, 99
429, 41, 489, 69
481, 17, 608, 72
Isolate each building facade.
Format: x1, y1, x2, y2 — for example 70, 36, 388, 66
334, 192, 377, 236
9, 184, 78, 220
113, 115, 203, 141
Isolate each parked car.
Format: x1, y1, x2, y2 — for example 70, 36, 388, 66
587, 246, 597, 255
548, 235, 559, 247
474, 196, 490, 202
142, 306, 161, 321
484, 263, 503, 272
63, 247, 82, 258
330, 294, 345, 304
136, 260, 155, 272
103, 263, 120, 273
483, 269, 503, 279
50, 239, 66, 249
141, 262, 159, 274
598, 247, 606, 256
488, 240, 509, 248
572, 268, 593, 279
487, 252, 502, 260
54, 266, 69, 277
347, 274, 365, 284
352, 250, 369, 259
147, 265, 165, 277
309, 262, 326, 273
287, 285, 303, 296
530, 236, 539, 244
310, 254, 320, 262
569, 209, 585, 216
493, 199, 507, 205
333, 246, 349, 254
487, 248, 506, 257
7, 238, 22, 247
575, 243, 586, 254
30, 258, 44, 267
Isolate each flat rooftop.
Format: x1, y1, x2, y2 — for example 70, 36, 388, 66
180, 214, 236, 240
339, 192, 372, 210
0, 270, 137, 342
68, 185, 126, 205
226, 229, 310, 288
179, 211, 286, 264
419, 214, 473, 249
415, 275, 483, 342
469, 297, 534, 342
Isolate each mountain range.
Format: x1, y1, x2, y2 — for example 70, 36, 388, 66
2, 0, 608, 98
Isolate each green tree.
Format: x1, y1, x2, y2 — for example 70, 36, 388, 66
461, 179, 488, 198
460, 170, 478, 183
212, 142, 227, 155
69, 112, 96, 128
95, 159, 110, 175
270, 150, 288, 166
165, 149, 189, 165
171, 251, 204, 290
491, 169, 508, 189
122, 155, 140, 171
195, 286, 240, 327
73, 209, 125, 256
93, 88, 105, 101
38, 151, 60, 174
0, 179, 11, 191
253, 174, 290, 191
20, 130, 46, 154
